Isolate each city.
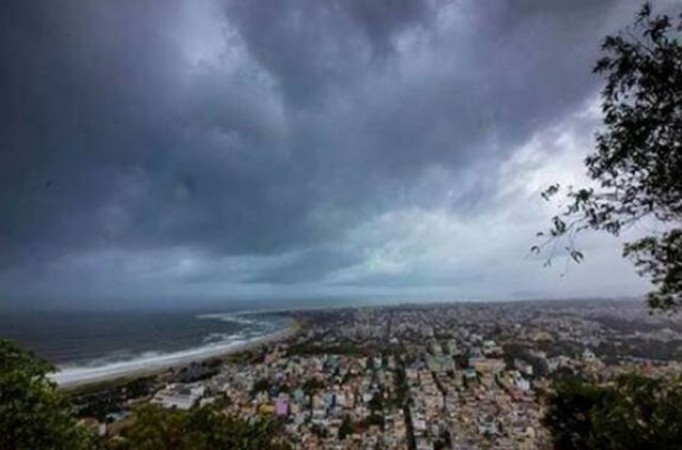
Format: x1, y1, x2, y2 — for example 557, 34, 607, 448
72, 299, 682, 449
2, 1, 681, 448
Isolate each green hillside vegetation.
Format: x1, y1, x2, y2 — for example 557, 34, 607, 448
0, 338, 291, 450
544, 374, 682, 449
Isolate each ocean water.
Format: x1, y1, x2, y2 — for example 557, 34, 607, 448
0, 297, 411, 385
0, 309, 290, 385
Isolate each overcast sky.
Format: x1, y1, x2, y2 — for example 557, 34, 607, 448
1, 0, 663, 308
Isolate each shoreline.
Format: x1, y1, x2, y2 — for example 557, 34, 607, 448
53, 319, 301, 390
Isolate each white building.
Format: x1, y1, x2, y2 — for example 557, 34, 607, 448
152, 383, 205, 410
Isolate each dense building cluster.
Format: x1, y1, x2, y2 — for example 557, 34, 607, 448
75, 300, 682, 449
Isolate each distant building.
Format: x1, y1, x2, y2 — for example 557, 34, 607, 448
473, 358, 506, 375
514, 358, 534, 376
151, 384, 205, 410
429, 341, 443, 355
583, 348, 597, 363
276, 397, 289, 417
517, 378, 531, 392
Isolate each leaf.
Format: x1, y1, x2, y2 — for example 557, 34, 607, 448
570, 250, 584, 264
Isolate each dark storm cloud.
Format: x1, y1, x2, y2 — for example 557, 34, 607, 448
247, 247, 361, 284
224, 0, 432, 106
0, 0, 647, 300
0, 0, 317, 264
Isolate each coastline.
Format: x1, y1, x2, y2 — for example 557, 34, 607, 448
53, 318, 301, 390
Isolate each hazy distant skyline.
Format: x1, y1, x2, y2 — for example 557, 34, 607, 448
0, 0, 661, 307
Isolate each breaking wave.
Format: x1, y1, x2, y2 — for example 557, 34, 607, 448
49, 313, 286, 387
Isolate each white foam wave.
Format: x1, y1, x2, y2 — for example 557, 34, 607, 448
48, 312, 291, 388
202, 332, 246, 343
49, 335, 249, 387
196, 312, 257, 326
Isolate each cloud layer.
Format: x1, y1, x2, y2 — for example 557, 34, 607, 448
0, 0, 654, 306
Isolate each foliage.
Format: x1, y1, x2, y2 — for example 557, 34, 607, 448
544, 373, 682, 449
109, 404, 292, 450
302, 377, 324, 396
0, 339, 291, 450
72, 377, 158, 422
392, 360, 409, 408
250, 377, 272, 396
0, 339, 96, 450
338, 415, 355, 440
309, 423, 327, 439
360, 413, 384, 429
536, 3, 682, 310
543, 378, 610, 449
368, 391, 383, 413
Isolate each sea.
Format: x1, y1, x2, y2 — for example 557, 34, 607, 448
0, 307, 293, 386
0, 296, 420, 385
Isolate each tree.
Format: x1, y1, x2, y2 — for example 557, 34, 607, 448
544, 374, 682, 450
536, 3, 682, 310
543, 378, 610, 449
250, 377, 271, 397
110, 404, 292, 450
368, 391, 383, 413
0, 339, 96, 450
338, 415, 355, 440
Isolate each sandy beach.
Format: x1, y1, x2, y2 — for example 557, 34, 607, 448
52, 319, 300, 390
